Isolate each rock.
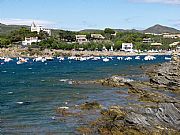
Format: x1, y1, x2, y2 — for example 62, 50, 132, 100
100, 75, 134, 87
76, 127, 93, 135
145, 55, 180, 92
127, 82, 178, 103
80, 101, 102, 110
56, 107, 79, 117
101, 106, 126, 120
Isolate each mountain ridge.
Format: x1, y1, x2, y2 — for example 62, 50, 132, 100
0, 23, 180, 35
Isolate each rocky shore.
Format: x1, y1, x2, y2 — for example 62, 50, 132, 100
59, 53, 180, 135
0, 47, 173, 57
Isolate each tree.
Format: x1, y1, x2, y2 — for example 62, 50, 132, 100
114, 40, 123, 50
104, 28, 115, 34
0, 38, 10, 48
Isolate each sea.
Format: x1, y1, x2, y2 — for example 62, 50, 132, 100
0, 55, 171, 134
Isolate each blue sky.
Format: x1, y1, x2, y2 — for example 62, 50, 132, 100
0, 0, 180, 30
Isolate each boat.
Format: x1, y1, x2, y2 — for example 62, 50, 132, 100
33, 57, 47, 62
165, 57, 171, 60
4, 57, 13, 62
144, 55, 156, 60
117, 57, 123, 60
103, 58, 110, 62
17, 59, 27, 64
92, 57, 101, 61
79, 57, 87, 61
124, 57, 132, 61
57, 56, 65, 61
135, 56, 141, 60
45, 56, 54, 61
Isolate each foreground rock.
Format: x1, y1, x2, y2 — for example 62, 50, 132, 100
146, 53, 180, 92
72, 75, 134, 87
90, 103, 180, 135
76, 54, 180, 135
80, 101, 102, 110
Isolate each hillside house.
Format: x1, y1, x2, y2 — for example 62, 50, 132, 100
75, 35, 88, 44
121, 43, 134, 52
91, 34, 105, 40
169, 42, 180, 50
22, 37, 41, 46
31, 22, 51, 36
143, 38, 152, 43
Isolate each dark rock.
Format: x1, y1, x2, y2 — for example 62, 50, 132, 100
80, 101, 102, 110
146, 54, 180, 92
100, 75, 134, 87
76, 127, 93, 135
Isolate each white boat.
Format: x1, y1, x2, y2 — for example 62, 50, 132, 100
41, 58, 46, 62
124, 57, 132, 61
165, 57, 171, 60
144, 55, 156, 61
117, 57, 123, 60
92, 57, 101, 61
135, 56, 140, 60
79, 57, 87, 61
17, 58, 27, 64
33, 57, 43, 62
103, 58, 110, 62
57, 56, 65, 61
45, 56, 54, 61
0, 57, 5, 60
68, 56, 77, 60
4, 58, 13, 62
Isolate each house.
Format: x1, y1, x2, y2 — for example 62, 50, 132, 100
91, 34, 105, 40
31, 22, 51, 36
145, 33, 162, 36
121, 43, 134, 52
22, 37, 41, 46
143, 38, 152, 43
111, 32, 117, 36
169, 41, 180, 50
150, 42, 162, 49
163, 34, 177, 39
151, 43, 162, 46
163, 34, 180, 39
75, 35, 88, 44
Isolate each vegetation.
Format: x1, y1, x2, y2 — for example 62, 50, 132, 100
0, 24, 179, 51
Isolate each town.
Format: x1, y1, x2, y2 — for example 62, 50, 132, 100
0, 22, 180, 57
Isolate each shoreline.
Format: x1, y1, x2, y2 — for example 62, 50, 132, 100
0, 48, 177, 58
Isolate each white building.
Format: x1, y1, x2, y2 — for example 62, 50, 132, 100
169, 41, 180, 47
121, 43, 134, 52
75, 35, 88, 44
143, 38, 152, 43
163, 34, 180, 39
151, 42, 162, 46
22, 37, 41, 46
145, 33, 162, 36
31, 22, 51, 36
91, 34, 105, 40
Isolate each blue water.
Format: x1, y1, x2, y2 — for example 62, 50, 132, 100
0, 55, 171, 134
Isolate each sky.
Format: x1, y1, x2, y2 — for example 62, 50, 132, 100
0, 0, 180, 31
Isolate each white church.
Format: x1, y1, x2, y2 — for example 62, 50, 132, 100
31, 22, 51, 36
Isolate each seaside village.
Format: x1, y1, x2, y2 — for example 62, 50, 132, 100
21, 22, 180, 52
0, 22, 180, 64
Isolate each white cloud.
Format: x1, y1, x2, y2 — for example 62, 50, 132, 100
131, 0, 180, 4
0, 18, 56, 28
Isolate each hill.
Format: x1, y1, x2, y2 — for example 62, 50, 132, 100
143, 24, 180, 34
79, 29, 104, 33
0, 23, 30, 35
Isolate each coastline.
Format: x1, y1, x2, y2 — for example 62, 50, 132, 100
0, 47, 176, 58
